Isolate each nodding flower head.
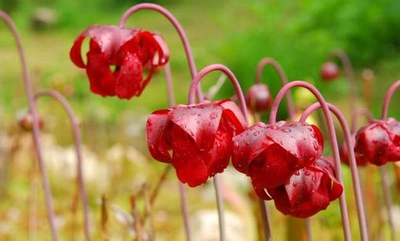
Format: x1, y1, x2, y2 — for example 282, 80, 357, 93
320, 61, 340, 81
245, 83, 273, 113
354, 118, 400, 166
70, 25, 169, 99
146, 100, 247, 187
257, 156, 343, 218
232, 121, 324, 190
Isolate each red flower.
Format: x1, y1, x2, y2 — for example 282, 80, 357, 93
256, 156, 343, 218
245, 83, 273, 113
70, 25, 169, 99
146, 100, 247, 187
340, 134, 368, 166
232, 121, 324, 189
354, 118, 400, 166
320, 61, 340, 81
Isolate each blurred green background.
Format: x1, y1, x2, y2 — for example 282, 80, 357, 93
1, 0, 400, 240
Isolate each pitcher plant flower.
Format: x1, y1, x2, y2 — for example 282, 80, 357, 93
70, 25, 169, 99
146, 99, 247, 187
354, 118, 400, 166
259, 156, 343, 218
232, 121, 324, 190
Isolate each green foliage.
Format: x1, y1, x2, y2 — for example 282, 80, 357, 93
215, 0, 400, 120
289, 0, 400, 66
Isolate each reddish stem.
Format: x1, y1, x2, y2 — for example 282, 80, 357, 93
300, 102, 369, 241
119, 3, 202, 99
380, 80, 400, 120
188, 64, 274, 240
328, 49, 357, 117
269, 80, 352, 241
379, 79, 400, 241
34, 89, 91, 241
255, 57, 295, 119
0, 11, 58, 241
350, 108, 374, 133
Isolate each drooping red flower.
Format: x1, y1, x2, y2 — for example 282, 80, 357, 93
354, 118, 400, 166
146, 100, 247, 187
320, 61, 340, 81
232, 121, 324, 189
245, 83, 273, 113
70, 25, 169, 99
340, 134, 368, 166
255, 156, 343, 218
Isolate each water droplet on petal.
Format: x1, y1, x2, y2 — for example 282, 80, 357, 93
304, 171, 311, 176
210, 112, 218, 120
253, 130, 261, 136
294, 171, 300, 176
281, 128, 291, 133
292, 182, 297, 187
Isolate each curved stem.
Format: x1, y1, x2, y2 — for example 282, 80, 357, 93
328, 49, 357, 117
34, 89, 91, 241
350, 108, 374, 133
0, 11, 58, 241
269, 80, 352, 241
300, 102, 369, 241
379, 165, 396, 241
178, 183, 192, 241
162, 62, 191, 240
380, 80, 400, 120
255, 57, 295, 119
188, 64, 248, 241
188, 64, 248, 123
188, 64, 274, 240
119, 3, 202, 99
379, 79, 400, 241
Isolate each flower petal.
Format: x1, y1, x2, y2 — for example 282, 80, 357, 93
207, 127, 232, 176
114, 49, 143, 99
249, 142, 298, 189
267, 156, 343, 218
268, 121, 324, 168
169, 124, 209, 187
86, 43, 116, 97
232, 122, 271, 173
219, 99, 248, 133
169, 101, 223, 151
146, 109, 172, 163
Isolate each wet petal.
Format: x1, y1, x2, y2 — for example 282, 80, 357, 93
249, 142, 297, 189
267, 121, 324, 168
355, 120, 397, 165
86, 43, 116, 97
146, 109, 172, 163
114, 49, 143, 99
207, 127, 232, 176
169, 124, 209, 187
232, 122, 271, 173
219, 99, 248, 133
267, 156, 343, 218
170, 101, 223, 151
